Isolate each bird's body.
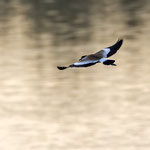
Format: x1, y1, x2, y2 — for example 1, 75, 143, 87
57, 39, 123, 70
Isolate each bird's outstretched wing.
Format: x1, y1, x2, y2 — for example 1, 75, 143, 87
57, 55, 99, 70
105, 39, 123, 57
94, 39, 123, 59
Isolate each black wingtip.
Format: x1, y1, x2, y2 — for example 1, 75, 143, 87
106, 39, 123, 57
57, 66, 68, 70
117, 38, 123, 43
114, 38, 123, 48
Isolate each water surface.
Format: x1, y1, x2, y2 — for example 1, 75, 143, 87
0, 0, 150, 150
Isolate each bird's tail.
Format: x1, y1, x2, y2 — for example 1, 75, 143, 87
103, 59, 117, 66
57, 66, 68, 70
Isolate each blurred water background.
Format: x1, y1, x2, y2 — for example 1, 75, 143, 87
0, 0, 150, 150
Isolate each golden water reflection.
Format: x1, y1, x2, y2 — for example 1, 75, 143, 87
0, 0, 150, 150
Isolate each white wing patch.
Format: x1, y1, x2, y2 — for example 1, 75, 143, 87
103, 48, 110, 57
74, 60, 98, 66
99, 58, 107, 63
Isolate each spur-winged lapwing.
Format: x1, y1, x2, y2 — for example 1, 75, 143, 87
57, 39, 123, 70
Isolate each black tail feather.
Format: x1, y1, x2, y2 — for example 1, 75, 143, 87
103, 60, 116, 66
57, 66, 68, 70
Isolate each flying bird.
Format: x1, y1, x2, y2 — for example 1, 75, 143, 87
57, 39, 123, 70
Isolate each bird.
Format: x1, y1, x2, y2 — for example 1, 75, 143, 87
57, 39, 123, 70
